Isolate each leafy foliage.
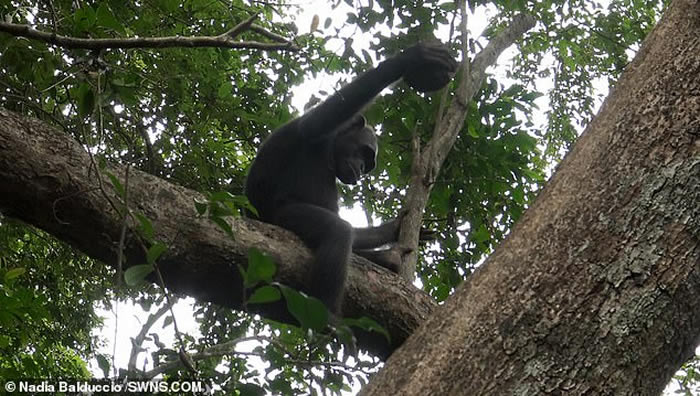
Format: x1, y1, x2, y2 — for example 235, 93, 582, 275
0, 219, 107, 378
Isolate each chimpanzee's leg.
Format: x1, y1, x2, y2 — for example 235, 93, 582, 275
274, 203, 353, 315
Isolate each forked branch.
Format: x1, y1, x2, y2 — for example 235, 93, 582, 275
0, 19, 298, 51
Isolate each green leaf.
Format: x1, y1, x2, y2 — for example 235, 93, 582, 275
74, 7, 96, 32
512, 188, 525, 204
237, 383, 266, 396
364, 103, 384, 125
210, 216, 233, 237
159, 0, 179, 13
248, 285, 281, 304
237, 264, 248, 287
342, 316, 391, 343
162, 315, 174, 328
335, 324, 358, 357
96, 354, 110, 378
467, 122, 480, 138
524, 168, 545, 182
209, 191, 235, 202
209, 202, 235, 218
278, 284, 329, 331
4, 268, 26, 282
76, 83, 95, 118
472, 224, 490, 243
96, 4, 124, 33
217, 82, 232, 99
139, 299, 152, 312
229, 195, 258, 216
112, 79, 139, 107
134, 213, 154, 241
104, 171, 125, 198
246, 248, 276, 287
146, 242, 167, 265
124, 264, 153, 286
194, 198, 208, 216
361, 49, 372, 64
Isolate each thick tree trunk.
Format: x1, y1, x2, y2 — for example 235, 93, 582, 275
361, 0, 700, 394
0, 107, 436, 359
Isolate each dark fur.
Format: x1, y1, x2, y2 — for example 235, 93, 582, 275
245, 42, 457, 314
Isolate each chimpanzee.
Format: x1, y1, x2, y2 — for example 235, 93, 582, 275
245, 42, 457, 314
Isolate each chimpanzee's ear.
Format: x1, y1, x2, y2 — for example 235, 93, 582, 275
353, 115, 367, 128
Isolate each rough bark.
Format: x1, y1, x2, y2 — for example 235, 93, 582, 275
0, 107, 436, 359
361, 0, 700, 394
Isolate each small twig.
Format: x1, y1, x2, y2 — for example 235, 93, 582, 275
46, 0, 57, 33
41, 70, 77, 93
250, 24, 290, 43
93, 163, 191, 375
137, 124, 157, 175
116, 164, 130, 288
89, 156, 191, 376
1, 92, 69, 131
221, 12, 259, 39
142, 335, 375, 378
112, 300, 120, 377
149, 258, 190, 369
410, 121, 422, 183
457, 0, 471, 106
127, 301, 176, 372
0, 21, 299, 51
50, 188, 99, 224
469, 14, 537, 84
434, 9, 460, 129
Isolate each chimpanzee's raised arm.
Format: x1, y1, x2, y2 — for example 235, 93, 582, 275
246, 42, 456, 314
299, 41, 457, 138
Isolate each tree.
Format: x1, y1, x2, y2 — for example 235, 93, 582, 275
361, 0, 700, 393
1, 0, 696, 394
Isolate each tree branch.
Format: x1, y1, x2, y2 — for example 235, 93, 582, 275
398, 13, 537, 280
250, 24, 292, 43
127, 300, 175, 372
0, 108, 435, 359
222, 13, 259, 39
428, 13, 537, 160
0, 21, 299, 51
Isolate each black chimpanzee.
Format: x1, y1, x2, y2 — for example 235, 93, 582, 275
245, 42, 457, 314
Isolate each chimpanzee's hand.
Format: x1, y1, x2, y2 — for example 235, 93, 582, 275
401, 41, 458, 93
381, 215, 403, 242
